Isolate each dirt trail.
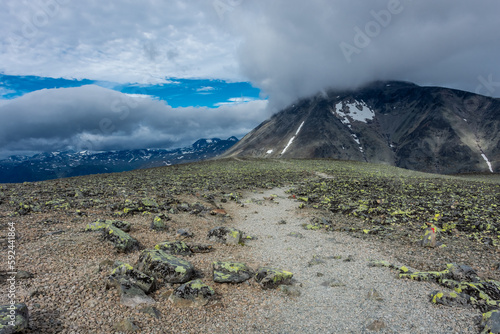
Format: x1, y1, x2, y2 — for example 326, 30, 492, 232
227, 187, 480, 333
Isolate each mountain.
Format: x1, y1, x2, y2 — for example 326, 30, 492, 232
0, 137, 238, 183
223, 81, 500, 174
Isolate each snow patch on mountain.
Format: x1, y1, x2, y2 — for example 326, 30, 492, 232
333, 100, 375, 124
481, 154, 494, 173
281, 121, 305, 155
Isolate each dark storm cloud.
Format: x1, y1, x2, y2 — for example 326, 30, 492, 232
0, 85, 268, 157
228, 0, 500, 109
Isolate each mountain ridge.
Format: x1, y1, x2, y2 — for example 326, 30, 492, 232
0, 136, 238, 183
223, 81, 500, 174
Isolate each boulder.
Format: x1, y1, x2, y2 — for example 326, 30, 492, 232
120, 282, 155, 308
481, 309, 500, 334
102, 224, 139, 253
421, 225, 438, 248
213, 261, 253, 283
255, 267, 293, 289
136, 249, 194, 284
154, 241, 192, 256
151, 215, 168, 231
207, 227, 242, 245
139, 306, 161, 319
169, 279, 215, 308
429, 290, 472, 307
108, 263, 156, 293
0, 303, 29, 334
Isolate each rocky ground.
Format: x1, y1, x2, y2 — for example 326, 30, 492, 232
0, 158, 498, 333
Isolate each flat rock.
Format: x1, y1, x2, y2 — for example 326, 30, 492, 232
113, 318, 139, 332
207, 227, 243, 245
255, 267, 293, 289
169, 279, 215, 308
102, 224, 139, 253
213, 261, 253, 283
136, 249, 194, 284
154, 241, 192, 256
481, 309, 500, 334
108, 263, 156, 293
120, 283, 155, 308
0, 303, 29, 334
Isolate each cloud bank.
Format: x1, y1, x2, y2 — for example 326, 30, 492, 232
0, 85, 268, 157
228, 0, 500, 108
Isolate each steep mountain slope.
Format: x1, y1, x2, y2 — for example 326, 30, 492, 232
0, 137, 238, 183
223, 81, 500, 174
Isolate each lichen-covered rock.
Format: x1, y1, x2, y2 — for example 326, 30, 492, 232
429, 290, 472, 307
141, 198, 159, 208
151, 215, 168, 231
154, 241, 192, 256
85, 219, 131, 233
0, 303, 29, 334
421, 225, 438, 248
119, 282, 155, 308
136, 249, 194, 284
213, 261, 253, 283
108, 263, 156, 293
481, 309, 500, 334
444, 263, 480, 283
102, 224, 139, 253
189, 244, 213, 253
169, 279, 215, 308
207, 227, 242, 245
255, 267, 293, 289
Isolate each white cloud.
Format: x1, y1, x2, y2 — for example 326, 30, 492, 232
0, 85, 269, 156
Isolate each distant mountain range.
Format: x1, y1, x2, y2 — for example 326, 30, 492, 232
0, 137, 238, 183
223, 81, 499, 174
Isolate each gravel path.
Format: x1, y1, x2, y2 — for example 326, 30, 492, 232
231, 188, 481, 333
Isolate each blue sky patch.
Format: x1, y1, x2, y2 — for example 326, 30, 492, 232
0, 74, 263, 108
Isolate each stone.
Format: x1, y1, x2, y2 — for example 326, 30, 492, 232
119, 282, 155, 308
169, 279, 215, 308
429, 290, 472, 307
138, 306, 161, 319
210, 208, 227, 216
320, 279, 345, 288
136, 249, 194, 284
101, 224, 139, 253
154, 241, 192, 256
141, 198, 159, 208
0, 303, 29, 334
151, 216, 168, 231
307, 255, 325, 267
287, 232, 304, 238
176, 229, 193, 238
14, 271, 33, 279
421, 225, 438, 248
367, 288, 384, 301
108, 263, 156, 293
207, 227, 243, 245
255, 267, 293, 289
481, 309, 500, 334
279, 285, 301, 297
113, 318, 139, 332
444, 263, 480, 283
213, 261, 254, 283
189, 244, 213, 253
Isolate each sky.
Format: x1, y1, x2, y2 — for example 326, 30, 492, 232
1, 0, 499, 158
